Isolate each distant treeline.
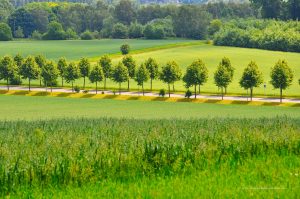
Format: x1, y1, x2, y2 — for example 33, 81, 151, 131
214, 19, 300, 52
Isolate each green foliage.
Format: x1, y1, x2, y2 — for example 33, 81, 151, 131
0, 55, 16, 89
31, 30, 42, 40
80, 30, 94, 40
41, 61, 59, 90
0, 22, 12, 41
89, 64, 103, 93
270, 60, 294, 102
144, 57, 159, 90
183, 59, 208, 97
112, 23, 128, 39
208, 19, 222, 36
239, 61, 263, 100
143, 23, 165, 39
64, 62, 80, 91
20, 56, 40, 90
43, 21, 66, 40
114, 0, 136, 25
135, 63, 149, 95
160, 61, 181, 97
214, 19, 300, 52
214, 64, 231, 99
159, 89, 165, 97
111, 62, 129, 94
122, 55, 136, 79
74, 85, 80, 93
129, 23, 144, 38
120, 44, 130, 55
66, 28, 78, 40
14, 26, 24, 38
34, 54, 46, 69
185, 89, 192, 98
57, 57, 67, 86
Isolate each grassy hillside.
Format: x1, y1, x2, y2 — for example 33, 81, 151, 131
0, 95, 299, 120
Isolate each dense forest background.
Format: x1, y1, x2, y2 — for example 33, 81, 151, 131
0, 0, 299, 52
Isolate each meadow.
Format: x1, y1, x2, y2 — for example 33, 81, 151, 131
0, 95, 300, 120
1, 40, 299, 97
1, 117, 300, 198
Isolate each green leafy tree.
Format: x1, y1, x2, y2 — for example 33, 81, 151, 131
214, 65, 231, 100
160, 61, 180, 98
57, 57, 67, 87
112, 23, 128, 39
14, 54, 23, 84
78, 57, 91, 89
239, 61, 263, 101
43, 21, 66, 40
64, 62, 80, 92
183, 59, 208, 98
98, 55, 112, 90
111, 62, 129, 95
219, 57, 234, 94
0, 22, 12, 41
89, 64, 104, 94
122, 55, 136, 91
270, 60, 294, 103
135, 63, 149, 96
114, 0, 136, 25
41, 61, 59, 92
20, 56, 40, 91
35, 55, 46, 86
0, 56, 16, 90
144, 57, 159, 91
129, 22, 144, 38
120, 44, 130, 55
173, 63, 182, 92
14, 26, 24, 38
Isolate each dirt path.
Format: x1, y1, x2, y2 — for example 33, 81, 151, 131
1, 86, 300, 104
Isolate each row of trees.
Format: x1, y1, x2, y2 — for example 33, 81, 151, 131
214, 19, 300, 53
0, 54, 298, 102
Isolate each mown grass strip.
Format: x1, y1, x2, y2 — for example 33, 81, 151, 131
0, 90, 299, 107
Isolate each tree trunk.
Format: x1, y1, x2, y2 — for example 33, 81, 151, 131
280, 87, 282, 103
72, 81, 74, 93
119, 83, 121, 95
83, 77, 86, 90
250, 88, 253, 101
198, 84, 200, 94
150, 78, 153, 91
45, 81, 47, 92
40, 78, 42, 87
6, 78, 9, 91
29, 78, 31, 91
221, 87, 224, 100
194, 85, 197, 99
62, 77, 64, 87
128, 80, 130, 91
142, 83, 144, 96
96, 81, 98, 94
168, 83, 170, 98
104, 77, 106, 90
173, 83, 175, 92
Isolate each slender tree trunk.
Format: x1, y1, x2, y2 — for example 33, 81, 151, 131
142, 83, 144, 96
45, 81, 47, 92
104, 77, 106, 90
194, 85, 197, 99
95, 82, 97, 94
150, 78, 153, 91
72, 81, 74, 93
250, 88, 253, 101
173, 83, 175, 92
6, 78, 9, 91
199, 84, 201, 95
119, 83, 121, 95
280, 87, 282, 103
61, 77, 64, 87
29, 78, 31, 91
83, 77, 86, 90
128, 80, 130, 91
221, 87, 224, 100
168, 83, 170, 98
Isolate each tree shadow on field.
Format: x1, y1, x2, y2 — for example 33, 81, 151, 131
263, 102, 281, 106
230, 101, 251, 105
103, 95, 118, 99
56, 93, 73, 97
177, 98, 192, 102
291, 103, 300, 107
0, 90, 9, 94
203, 99, 220, 104
152, 97, 168, 101
32, 92, 50, 96
80, 94, 96, 98
13, 91, 29, 95
127, 96, 140, 100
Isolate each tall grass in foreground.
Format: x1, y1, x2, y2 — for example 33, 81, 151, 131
0, 117, 299, 196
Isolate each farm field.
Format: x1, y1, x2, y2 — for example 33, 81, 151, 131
1, 117, 300, 198
1, 40, 299, 97
0, 95, 300, 120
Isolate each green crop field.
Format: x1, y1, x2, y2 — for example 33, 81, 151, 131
0, 95, 300, 120
1, 117, 300, 198
1, 40, 299, 97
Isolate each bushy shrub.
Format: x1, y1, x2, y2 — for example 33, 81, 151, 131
159, 89, 165, 97
31, 30, 42, 40
112, 23, 128, 39
0, 23, 13, 41
42, 21, 66, 40
129, 23, 144, 38
144, 24, 165, 39
80, 30, 94, 40
185, 90, 192, 98
74, 85, 80, 93
65, 28, 78, 40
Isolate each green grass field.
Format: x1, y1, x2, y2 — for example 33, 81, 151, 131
1, 40, 299, 97
0, 95, 299, 120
